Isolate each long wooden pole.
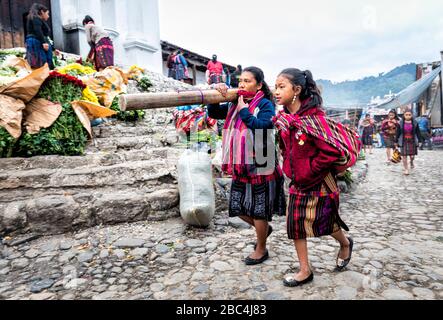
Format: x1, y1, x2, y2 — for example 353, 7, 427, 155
119, 89, 240, 111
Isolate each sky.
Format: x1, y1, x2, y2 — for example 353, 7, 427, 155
159, 0, 443, 84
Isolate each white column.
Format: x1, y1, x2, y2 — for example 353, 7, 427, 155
121, 0, 162, 73
440, 51, 443, 125
126, 0, 145, 41
76, 0, 103, 59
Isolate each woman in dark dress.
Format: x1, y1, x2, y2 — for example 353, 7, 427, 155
360, 114, 375, 155
25, 3, 54, 69
208, 67, 286, 266
396, 109, 423, 175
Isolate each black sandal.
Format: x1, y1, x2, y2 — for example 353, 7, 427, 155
283, 272, 314, 287
254, 225, 273, 250
336, 237, 354, 271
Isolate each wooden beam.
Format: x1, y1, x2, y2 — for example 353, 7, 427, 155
119, 89, 239, 111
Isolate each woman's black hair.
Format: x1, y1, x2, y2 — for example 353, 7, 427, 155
28, 3, 49, 20
388, 109, 399, 120
243, 66, 273, 101
278, 68, 323, 108
82, 15, 95, 26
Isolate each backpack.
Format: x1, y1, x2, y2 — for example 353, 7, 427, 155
273, 112, 362, 173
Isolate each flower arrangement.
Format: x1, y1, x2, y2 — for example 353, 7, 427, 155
57, 63, 96, 77
46, 71, 87, 89
128, 65, 145, 77
82, 86, 100, 104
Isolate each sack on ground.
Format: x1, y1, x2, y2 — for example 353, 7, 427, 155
177, 149, 215, 227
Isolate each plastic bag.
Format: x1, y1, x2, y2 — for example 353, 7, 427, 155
391, 148, 402, 163
177, 149, 215, 228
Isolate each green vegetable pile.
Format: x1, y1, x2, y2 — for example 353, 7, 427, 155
0, 127, 16, 158
14, 77, 88, 157
110, 96, 145, 122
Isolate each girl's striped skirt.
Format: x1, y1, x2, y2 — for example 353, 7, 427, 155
287, 173, 349, 240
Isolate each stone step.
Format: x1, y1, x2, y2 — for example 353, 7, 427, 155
86, 133, 181, 153
0, 159, 178, 192
92, 126, 157, 138
0, 148, 182, 172
0, 187, 179, 236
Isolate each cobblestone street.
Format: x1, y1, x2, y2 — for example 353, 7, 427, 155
0, 149, 442, 300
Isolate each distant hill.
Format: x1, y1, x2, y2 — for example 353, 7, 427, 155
317, 63, 417, 107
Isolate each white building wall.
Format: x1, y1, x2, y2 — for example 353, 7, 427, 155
51, 0, 162, 73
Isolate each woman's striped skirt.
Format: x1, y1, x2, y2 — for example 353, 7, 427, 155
229, 176, 286, 222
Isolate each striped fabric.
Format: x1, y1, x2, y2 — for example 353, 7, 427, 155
273, 111, 362, 173
233, 166, 282, 185
88, 37, 114, 70
221, 91, 264, 178
229, 177, 286, 221
172, 106, 217, 134
287, 173, 349, 240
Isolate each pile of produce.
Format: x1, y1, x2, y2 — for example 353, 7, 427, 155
0, 49, 154, 158
15, 71, 88, 157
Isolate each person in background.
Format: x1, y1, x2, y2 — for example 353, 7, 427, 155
173, 50, 189, 82
26, 3, 54, 69
224, 66, 231, 87
231, 65, 242, 88
381, 110, 400, 164
206, 54, 224, 85
360, 114, 375, 155
396, 109, 423, 175
82, 15, 114, 71
417, 115, 433, 150
377, 118, 386, 148
167, 51, 177, 79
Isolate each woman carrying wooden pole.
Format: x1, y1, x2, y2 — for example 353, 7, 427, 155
208, 67, 286, 266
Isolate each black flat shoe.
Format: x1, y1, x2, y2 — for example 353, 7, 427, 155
283, 272, 314, 287
336, 237, 354, 271
254, 225, 273, 250
245, 250, 269, 266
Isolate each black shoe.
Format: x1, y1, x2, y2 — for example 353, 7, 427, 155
245, 250, 269, 266
283, 272, 314, 287
254, 225, 273, 250
336, 237, 354, 271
